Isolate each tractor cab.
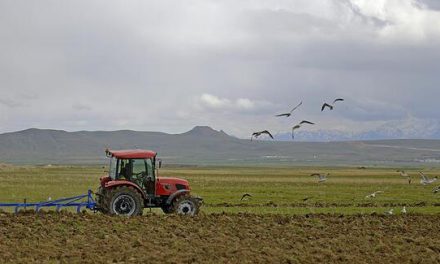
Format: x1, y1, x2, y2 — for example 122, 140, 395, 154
107, 150, 157, 196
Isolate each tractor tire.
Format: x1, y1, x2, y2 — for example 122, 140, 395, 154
172, 194, 201, 216
107, 186, 143, 216
96, 186, 109, 214
161, 204, 174, 214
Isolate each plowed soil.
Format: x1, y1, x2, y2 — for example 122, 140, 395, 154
0, 212, 439, 263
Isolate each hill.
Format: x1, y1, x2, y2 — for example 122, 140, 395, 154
1, 126, 440, 166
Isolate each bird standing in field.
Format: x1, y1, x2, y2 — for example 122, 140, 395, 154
365, 191, 383, 199
275, 101, 303, 117
401, 206, 407, 214
311, 173, 329, 183
385, 208, 394, 215
432, 186, 440, 194
251, 130, 274, 141
241, 193, 252, 201
419, 172, 438, 185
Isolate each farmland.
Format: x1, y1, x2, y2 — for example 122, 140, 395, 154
0, 165, 439, 263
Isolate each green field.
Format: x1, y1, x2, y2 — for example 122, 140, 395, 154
0, 165, 439, 215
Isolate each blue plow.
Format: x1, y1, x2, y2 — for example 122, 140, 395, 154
0, 190, 96, 213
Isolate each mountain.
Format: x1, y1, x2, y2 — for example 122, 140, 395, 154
1, 127, 440, 166
275, 119, 440, 142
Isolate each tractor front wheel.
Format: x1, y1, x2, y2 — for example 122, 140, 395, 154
107, 186, 143, 216
172, 195, 201, 216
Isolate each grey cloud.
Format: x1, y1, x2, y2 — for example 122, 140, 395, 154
418, 0, 440, 10
0, 1, 439, 139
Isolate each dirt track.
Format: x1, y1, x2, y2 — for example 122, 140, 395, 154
0, 212, 439, 263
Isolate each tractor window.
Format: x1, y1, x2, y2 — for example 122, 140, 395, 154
132, 159, 146, 176
109, 157, 117, 180
146, 158, 154, 177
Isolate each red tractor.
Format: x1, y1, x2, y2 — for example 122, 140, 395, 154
96, 149, 202, 216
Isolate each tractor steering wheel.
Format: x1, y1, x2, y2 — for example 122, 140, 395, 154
134, 172, 144, 178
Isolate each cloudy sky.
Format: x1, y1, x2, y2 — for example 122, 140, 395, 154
1, 0, 440, 139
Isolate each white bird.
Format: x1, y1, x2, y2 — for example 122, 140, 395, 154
385, 208, 394, 215
419, 172, 438, 185
401, 206, 407, 214
311, 173, 328, 183
365, 191, 383, 199
48, 197, 52, 201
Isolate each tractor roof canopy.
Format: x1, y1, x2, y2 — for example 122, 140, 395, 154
107, 149, 157, 159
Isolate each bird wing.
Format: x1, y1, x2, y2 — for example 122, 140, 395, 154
292, 125, 301, 130
262, 130, 274, 139
275, 113, 290, 117
310, 173, 320, 177
321, 103, 333, 111
290, 101, 303, 113
419, 172, 428, 180
241, 193, 252, 200
299, 120, 315, 125
333, 98, 344, 104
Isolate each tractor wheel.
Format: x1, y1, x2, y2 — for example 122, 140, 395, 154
172, 195, 200, 216
107, 186, 143, 216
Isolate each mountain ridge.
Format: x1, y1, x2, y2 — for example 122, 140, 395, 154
1, 126, 440, 166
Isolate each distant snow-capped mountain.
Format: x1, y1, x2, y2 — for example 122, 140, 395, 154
274, 118, 440, 141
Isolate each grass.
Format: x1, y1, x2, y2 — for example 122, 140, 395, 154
0, 165, 439, 214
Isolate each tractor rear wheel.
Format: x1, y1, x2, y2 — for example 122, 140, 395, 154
107, 186, 143, 216
172, 195, 200, 216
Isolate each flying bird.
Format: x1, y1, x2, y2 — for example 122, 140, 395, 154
275, 101, 303, 117
251, 130, 274, 141
419, 172, 438, 185
241, 193, 252, 201
321, 103, 334, 112
321, 98, 344, 112
311, 173, 329, 183
291, 121, 314, 140
365, 191, 383, 199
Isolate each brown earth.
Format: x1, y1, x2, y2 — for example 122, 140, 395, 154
0, 212, 439, 263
